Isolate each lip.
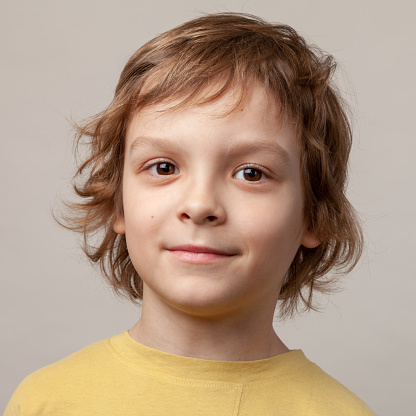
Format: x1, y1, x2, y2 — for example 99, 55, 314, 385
166, 244, 237, 263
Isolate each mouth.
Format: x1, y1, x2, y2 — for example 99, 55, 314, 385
166, 244, 237, 263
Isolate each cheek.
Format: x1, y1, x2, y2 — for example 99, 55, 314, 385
124, 210, 160, 246
122, 197, 161, 260
123, 208, 161, 281
123, 186, 163, 227
240, 198, 304, 261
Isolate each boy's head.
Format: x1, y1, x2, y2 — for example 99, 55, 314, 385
69, 13, 362, 318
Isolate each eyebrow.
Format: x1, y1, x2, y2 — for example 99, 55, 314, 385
129, 135, 291, 163
129, 135, 183, 155
223, 139, 291, 163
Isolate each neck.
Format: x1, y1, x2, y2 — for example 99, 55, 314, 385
129, 288, 289, 361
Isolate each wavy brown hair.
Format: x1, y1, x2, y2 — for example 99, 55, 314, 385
63, 12, 363, 318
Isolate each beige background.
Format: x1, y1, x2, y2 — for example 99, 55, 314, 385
1, 0, 415, 414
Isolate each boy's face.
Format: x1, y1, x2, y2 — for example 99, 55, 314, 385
114, 84, 319, 319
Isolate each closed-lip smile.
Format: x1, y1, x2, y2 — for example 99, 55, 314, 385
166, 244, 237, 263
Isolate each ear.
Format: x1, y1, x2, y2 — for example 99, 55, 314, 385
113, 215, 125, 235
301, 229, 320, 249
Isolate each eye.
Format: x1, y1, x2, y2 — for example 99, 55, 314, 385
148, 162, 179, 176
234, 167, 264, 182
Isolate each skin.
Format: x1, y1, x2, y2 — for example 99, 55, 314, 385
113, 84, 319, 361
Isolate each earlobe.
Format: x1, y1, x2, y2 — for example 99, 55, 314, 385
113, 216, 126, 235
301, 230, 321, 249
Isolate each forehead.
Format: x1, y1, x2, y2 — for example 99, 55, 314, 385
128, 82, 290, 133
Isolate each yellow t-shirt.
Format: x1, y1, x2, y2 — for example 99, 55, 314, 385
4, 331, 376, 415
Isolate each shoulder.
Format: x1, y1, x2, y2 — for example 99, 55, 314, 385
22, 336, 111, 383
282, 352, 376, 415
4, 337, 115, 416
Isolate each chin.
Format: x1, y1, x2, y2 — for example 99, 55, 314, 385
153, 281, 246, 319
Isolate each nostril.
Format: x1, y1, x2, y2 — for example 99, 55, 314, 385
207, 216, 217, 222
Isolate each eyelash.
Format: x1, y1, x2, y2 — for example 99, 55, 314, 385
144, 159, 179, 176
143, 160, 268, 182
233, 164, 267, 182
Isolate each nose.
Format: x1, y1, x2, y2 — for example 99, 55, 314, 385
177, 180, 226, 225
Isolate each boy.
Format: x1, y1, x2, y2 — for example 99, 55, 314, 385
4, 12, 375, 415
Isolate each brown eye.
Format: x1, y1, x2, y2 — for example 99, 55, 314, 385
157, 163, 176, 175
234, 167, 263, 181
148, 162, 179, 176
243, 168, 262, 181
